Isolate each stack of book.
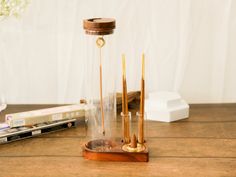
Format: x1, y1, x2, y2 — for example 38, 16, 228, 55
0, 105, 85, 144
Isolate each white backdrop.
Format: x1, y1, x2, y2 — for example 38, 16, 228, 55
0, 0, 236, 104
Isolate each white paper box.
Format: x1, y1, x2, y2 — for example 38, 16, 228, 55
145, 91, 189, 122
6, 104, 85, 128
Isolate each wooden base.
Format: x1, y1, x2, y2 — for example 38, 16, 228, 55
82, 139, 149, 162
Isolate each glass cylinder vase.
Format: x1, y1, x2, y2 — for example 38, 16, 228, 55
83, 18, 117, 143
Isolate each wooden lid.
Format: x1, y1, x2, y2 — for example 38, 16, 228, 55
83, 18, 116, 35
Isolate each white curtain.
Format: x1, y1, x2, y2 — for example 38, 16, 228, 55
0, 0, 236, 104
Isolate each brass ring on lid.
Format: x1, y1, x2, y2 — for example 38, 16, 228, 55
83, 18, 116, 35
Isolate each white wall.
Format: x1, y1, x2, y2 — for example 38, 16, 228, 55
0, 0, 236, 104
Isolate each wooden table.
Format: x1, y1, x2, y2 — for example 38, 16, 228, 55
0, 104, 236, 177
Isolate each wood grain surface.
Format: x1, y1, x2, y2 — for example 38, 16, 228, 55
0, 104, 236, 177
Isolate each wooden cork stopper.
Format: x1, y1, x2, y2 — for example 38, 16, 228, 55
83, 18, 116, 35
130, 134, 137, 148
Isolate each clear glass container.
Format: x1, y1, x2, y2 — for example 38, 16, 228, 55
122, 112, 147, 144
121, 112, 147, 152
136, 112, 147, 144
121, 112, 131, 143
84, 32, 117, 143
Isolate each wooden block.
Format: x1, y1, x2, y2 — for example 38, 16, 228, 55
82, 139, 149, 162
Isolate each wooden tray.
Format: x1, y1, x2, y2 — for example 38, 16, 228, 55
82, 139, 149, 162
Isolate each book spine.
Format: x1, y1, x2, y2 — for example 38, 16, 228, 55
7, 110, 85, 128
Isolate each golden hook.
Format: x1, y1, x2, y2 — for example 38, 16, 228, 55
96, 36, 105, 48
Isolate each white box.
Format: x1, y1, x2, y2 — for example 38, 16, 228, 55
145, 91, 189, 122
6, 104, 85, 128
